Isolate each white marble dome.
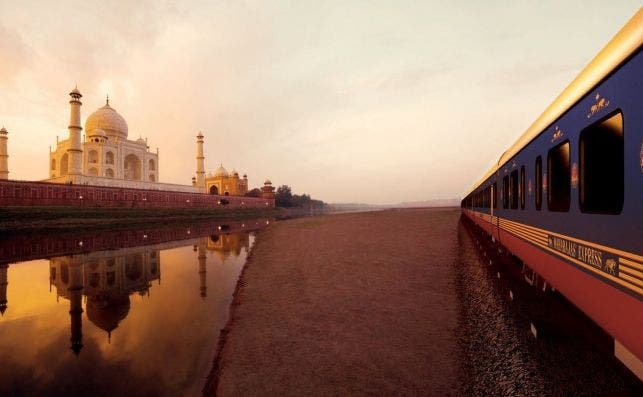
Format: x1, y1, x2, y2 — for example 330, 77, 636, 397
85, 102, 128, 139
214, 165, 229, 178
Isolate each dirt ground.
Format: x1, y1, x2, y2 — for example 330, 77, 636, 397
211, 208, 465, 396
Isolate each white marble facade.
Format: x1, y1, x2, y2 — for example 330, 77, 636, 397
45, 89, 201, 191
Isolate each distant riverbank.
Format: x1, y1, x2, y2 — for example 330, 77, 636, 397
0, 206, 326, 234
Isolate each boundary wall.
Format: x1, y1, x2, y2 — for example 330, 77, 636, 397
0, 179, 274, 209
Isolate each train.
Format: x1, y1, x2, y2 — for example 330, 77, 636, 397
461, 8, 643, 377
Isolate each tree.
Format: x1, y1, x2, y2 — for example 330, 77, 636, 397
274, 184, 327, 210
276, 185, 293, 208
245, 188, 261, 198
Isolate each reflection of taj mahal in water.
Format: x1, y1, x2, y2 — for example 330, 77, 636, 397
49, 248, 161, 355
41, 232, 251, 355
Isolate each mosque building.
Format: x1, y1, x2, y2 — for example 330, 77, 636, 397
201, 165, 248, 196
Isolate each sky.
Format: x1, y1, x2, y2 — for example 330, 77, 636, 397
0, 1, 640, 204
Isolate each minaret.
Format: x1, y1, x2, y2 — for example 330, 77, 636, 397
68, 260, 84, 355
196, 132, 206, 189
67, 87, 84, 180
198, 239, 207, 298
0, 127, 8, 180
0, 262, 8, 315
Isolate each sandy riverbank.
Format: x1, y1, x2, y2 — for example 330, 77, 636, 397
207, 208, 464, 395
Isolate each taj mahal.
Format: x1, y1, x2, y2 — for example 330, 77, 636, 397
34, 87, 274, 197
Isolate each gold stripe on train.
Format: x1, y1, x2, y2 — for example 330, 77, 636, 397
619, 266, 643, 284
504, 217, 643, 264
502, 220, 548, 239
503, 229, 548, 247
619, 273, 643, 289
472, 211, 643, 270
498, 224, 643, 296
619, 260, 643, 280
620, 257, 643, 273
500, 224, 548, 246
470, 211, 643, 295
468, 210, 643, 265
491, 222, 643, 296
500, 218, 547, 243
499, 220, 548, 239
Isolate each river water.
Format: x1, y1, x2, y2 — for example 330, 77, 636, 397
0, 219, 270, 396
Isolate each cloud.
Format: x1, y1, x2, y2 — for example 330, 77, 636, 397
0, 23, 34, 86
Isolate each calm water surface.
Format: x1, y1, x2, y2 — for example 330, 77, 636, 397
0, 220, 270, 396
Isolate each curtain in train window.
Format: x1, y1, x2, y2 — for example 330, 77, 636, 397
579, 111, 623, 214
548, 141, 570, 212
502, 176, 509, 209
510, 170, 518, 209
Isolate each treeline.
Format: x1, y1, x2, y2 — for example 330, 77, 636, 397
244, 184, 326, 209
277, 185, 326, 209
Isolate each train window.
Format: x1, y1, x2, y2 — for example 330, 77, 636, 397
535, 156, 542, 210
520, 166, 525, 209
579, 111, 623, 214
492, 182, 497, 209
548, 140, 570, 212
502, 176, 509, 209
510, 170, 518, 209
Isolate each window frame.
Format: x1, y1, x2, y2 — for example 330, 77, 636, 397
578, 110, 624, 215
509, 169, 518, 209
547, 140, 571, 212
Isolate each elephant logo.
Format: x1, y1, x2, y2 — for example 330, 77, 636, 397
550, 125, 564, 143
587, 93, 610, 118
604, 259, 617, 275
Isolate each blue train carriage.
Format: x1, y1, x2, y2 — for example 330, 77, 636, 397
462, 8, 643, 377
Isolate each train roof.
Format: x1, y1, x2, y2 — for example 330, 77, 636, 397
465, 7, 643, 198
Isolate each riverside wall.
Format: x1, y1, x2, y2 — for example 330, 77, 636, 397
0, 179, 274, 209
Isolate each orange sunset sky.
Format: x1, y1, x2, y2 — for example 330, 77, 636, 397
0, 1, 640, 204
